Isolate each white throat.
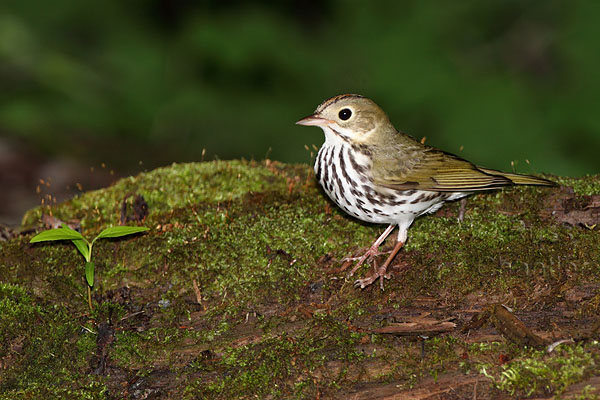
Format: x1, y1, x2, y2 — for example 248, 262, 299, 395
320, 124, 377, 146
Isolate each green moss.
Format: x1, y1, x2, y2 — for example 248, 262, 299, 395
555, 174, 600, 195
0, 382, 108, 400
2, 161, 600, 398
0, 283, 107, 398
480, 342, 600, 397
184, 317, 373, 399
22, 160, 288, 229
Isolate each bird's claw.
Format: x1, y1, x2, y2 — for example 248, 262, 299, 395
341, 255, 362, 263
354, 276, 376, 289
353, 271, 391, 290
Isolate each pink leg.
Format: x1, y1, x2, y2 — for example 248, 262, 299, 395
354, 239, 404, 290
347, 224, 396, 277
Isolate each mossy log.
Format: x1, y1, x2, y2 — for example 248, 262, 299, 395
1, 160, 599, 399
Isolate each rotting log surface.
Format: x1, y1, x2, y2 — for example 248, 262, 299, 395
0, 160, 599, 399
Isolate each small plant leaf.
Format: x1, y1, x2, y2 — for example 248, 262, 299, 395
85, 261, 95, 287
72, 239, 90, 261
95, 226, 149, 240
30, 226, 85, 243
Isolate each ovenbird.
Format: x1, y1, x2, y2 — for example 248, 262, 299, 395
297, 94, 556, 290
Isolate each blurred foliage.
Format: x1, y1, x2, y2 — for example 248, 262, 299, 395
0, 0, 598, 175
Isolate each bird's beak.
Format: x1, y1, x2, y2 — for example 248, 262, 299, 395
296, 114, 333, 127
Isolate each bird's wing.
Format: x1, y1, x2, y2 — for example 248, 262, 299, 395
372, 146, 513, 192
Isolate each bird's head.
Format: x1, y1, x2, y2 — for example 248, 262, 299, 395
296, 94, 396, 146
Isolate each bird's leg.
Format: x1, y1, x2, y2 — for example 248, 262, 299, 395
354, 240, 404, 290
458, 197, 467, 222
346, 224, 395, 277
342, 248, 392, 263
354, 224, 410, 290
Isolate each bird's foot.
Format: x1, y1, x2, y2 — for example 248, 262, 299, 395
352, 240, 405, 291
341, 247, 391, 274
354, 268, 391, 290
341, 225, 396, 276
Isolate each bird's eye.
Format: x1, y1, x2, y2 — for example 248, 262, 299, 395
338, 108, 352, 121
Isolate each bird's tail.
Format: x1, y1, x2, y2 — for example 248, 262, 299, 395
478, 168, 557, 187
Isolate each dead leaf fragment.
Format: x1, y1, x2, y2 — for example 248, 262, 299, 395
542, 186, 600, 228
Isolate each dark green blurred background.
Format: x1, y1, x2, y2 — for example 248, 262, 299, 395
1, 1, 599, 222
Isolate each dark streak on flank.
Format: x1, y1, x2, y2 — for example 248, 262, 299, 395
340, 147, 360, 189
348, 151, 368, 180
321, 147, 330, 192
331, 158, 345, 200
315, 148, 324, 182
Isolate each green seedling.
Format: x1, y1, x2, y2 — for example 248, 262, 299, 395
30, 224, 149, 310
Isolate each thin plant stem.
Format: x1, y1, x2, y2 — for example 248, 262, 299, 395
87, 285, 92, 311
